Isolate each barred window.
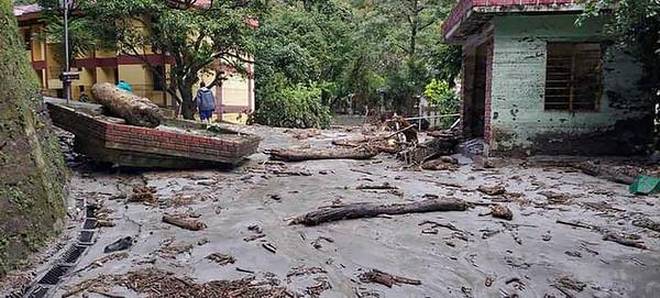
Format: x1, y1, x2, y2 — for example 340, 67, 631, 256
544, 42, 603, 111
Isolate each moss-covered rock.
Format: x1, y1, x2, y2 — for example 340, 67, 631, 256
0, 0, 67, 276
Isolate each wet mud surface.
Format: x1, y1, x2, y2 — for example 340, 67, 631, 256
4, 125, 660, 297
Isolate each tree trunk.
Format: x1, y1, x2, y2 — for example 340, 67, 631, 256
179, 86, 196, 120
290, 198, 468, 226
268, 146, 379, 161
91, 82, 162, 128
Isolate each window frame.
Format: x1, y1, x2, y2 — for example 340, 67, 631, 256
543, 41, 604, 113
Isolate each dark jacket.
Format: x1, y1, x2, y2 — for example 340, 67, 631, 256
196, 87, 216, 111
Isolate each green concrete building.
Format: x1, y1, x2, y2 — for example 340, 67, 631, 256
443, 0, 655, 156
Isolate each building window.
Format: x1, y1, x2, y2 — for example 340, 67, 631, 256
152, 65, 165, 91
544, 42, 603, 111
23, 29, 32, 50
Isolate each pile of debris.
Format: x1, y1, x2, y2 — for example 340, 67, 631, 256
265, 115, 461, 165
63, 268, 288, 298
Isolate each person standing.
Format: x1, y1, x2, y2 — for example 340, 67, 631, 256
195, 81, 216, 123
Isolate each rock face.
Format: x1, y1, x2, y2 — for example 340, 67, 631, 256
0, 0, 67, 276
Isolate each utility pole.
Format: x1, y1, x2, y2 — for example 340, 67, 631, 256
60, 0, 77, 103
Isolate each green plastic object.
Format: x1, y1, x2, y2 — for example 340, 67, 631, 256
629, 175, 660, 194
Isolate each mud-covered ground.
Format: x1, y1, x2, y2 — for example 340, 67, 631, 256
3, 125, 660, 298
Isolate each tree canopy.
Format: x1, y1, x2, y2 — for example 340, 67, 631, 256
39, 0, 266, 119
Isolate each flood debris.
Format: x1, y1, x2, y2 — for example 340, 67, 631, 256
477, 184, 506, 196
574, 161, 638, 184
552, 275, 586, 297
104, 236, 133, 253
75, 252, 129, 273
356, 182, 398, 190
262, 242, 278, 254
63, 268, 288, 298
158, 239, 193, 259
162, 214, 207, 231
421, 159, 457, 171
311, 236, 334, 249
286, 265, 327, 281
128, 186, 158, 205
206, 253, 236, 266
266, 145, 378, 161
290, 198, 468, 226
538, 190, 573, 205
490, 204, 513, 220
632, 217, 660, 232
306, 276, 332, 297
91, 82, 162, 128
358, 269, 421, 287
602, 232, 647, 249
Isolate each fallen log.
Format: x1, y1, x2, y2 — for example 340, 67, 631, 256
290, 198, 468, 226
359, 269, 421, 287
267, 146, 378, 161
573, 161, 637, 185
602, 233, 647, 249
91, 82, 162, 128
162, 214, 207, 231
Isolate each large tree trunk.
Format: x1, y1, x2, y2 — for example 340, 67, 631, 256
91, 83, 162, 128
179, 83, 196, 120
268, 146, 379, 161
290, 198, 468, 226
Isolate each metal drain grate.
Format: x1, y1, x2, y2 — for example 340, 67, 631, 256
37, 265, 72, 285
78, 230, 94, 245
60, 245, 86, 264
26, 285, 48, 298
83, 218, 97, 229
86, 204, 97, 218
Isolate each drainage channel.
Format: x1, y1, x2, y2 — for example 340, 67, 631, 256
7, 198, 98, 298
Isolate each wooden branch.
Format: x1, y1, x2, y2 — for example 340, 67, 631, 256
359, 269, 421, 287
162, 214, 207, 231
267, 146, 379, 162
290, 198, 468, 226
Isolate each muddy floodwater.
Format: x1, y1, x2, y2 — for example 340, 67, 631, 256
3, 125, 660, 298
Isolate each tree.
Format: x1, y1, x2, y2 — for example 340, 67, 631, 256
39, 0, 265, 119
347, 0, 459, 114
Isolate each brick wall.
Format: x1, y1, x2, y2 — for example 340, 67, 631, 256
46, 103, 260, 163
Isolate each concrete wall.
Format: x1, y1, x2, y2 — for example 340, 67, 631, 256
488, 14, 654, 155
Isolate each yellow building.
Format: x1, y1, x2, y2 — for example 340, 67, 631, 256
14, 4, 255, 121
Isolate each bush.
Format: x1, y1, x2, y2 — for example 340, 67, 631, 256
424, 79, 460, 128
250, 84, 332, 129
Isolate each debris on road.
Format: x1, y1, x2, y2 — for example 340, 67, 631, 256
63, 268, 288, 298
477, 184, 506, 196
162, 214, 207, 231
128, 186, 158, 205
490, 204, 513, 220
103, 236, 133, 253
91, 82, 162, 128
632, 217, 660, 232
266, 145, 378, 161
358, 269, 421, 287
206, 253, 236, 265
603, 232, 647, 249
290, 198, 468, 226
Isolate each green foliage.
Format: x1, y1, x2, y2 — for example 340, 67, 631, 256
39, 0, 266, 119
254, 0, 462, 118
580, 0, 659, 100
250, 84, 332, 128
1, 0, 67, 276
424, 79, 459, 128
